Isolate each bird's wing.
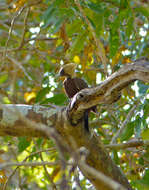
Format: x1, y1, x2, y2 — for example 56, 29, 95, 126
73, 77, 88, 91
63, 77, 88, 98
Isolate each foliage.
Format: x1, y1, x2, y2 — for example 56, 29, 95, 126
0, 0, 149, 189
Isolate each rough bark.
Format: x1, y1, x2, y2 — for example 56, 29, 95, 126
0, 60, 149, 190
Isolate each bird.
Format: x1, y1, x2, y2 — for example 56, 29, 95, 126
59, 63, 96, 132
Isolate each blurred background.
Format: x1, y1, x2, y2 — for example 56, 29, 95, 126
0, 0, 149, 189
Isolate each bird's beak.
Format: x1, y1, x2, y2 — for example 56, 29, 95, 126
55, 73, 60, 78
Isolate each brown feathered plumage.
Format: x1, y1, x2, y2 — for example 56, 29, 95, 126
59, 63, 96, 132
64, 77, 88, 98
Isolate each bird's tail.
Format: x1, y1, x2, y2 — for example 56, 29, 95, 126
84, 111, 89, 132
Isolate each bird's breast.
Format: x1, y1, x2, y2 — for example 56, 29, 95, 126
64, 78, 79, 98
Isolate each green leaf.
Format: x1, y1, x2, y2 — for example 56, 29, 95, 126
120, 122, 135, 141
142, 169, 149, 185
126, 16, 134, 37
36, 138, 43, 147
138, 157, 144, 165
53, 0, 64, 6
141, 129, 149, 140
41, 93, 67, 105
120, 0, 129, 9
135, 115, 142, 138
42, 7, 57, 28
109, 8, 131, 57
42, 6, 55, 21
144, 99, 149, 118
42, 4, 73, 30
29, 57, 41, 67
109, 31, 119, 57
112, 150, 120, 164
87, 2, 104, 13
52, 17, 65, 33
92, 13, 103, 36
135, 7, 149, 18
66, 20, 83, 37
18, 137, 30, 153
138, 81, 149, 96
70, 31, 87, 54
0, 73, 8, 84
132, 169, 149, 189
58, 8, 74, 17
36, 87, 51, 103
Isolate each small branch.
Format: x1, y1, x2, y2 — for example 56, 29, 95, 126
2, 7, 25, 62
0, 161, 59, 170
25, 36, 58, 43
79, 161, 127, 190
19, 7, 30, 49
40, 153, 58, 190
73, 170, 83, 190
6, 56, 32, 80
0, 21, 18, 35
0, 46, 35, 53
0, 4, 10, 11
111, 102, 139, 144
1, 8, 29, 62
105, 140, 149, 150
3, 148, 56, 190
1, 1, 43, 60
0, 37, 58, 53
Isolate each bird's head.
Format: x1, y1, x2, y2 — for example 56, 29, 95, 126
59, 63, 77, 78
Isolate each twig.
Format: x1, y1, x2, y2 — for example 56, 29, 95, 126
19, 7, 30, 49
0, 3, 12, 11
40, 153, 58, 190
75, 0, 108, 75
111, 102, 139, 144
6, 56, 32, 80
9, 146, 22, 188
0, 161, 59, 170
2, 148, 56, 190
1, 7, 29, 69
2, 6, 25, 63
0, 21, 18, 35
0, 47, 35, 53
25, 36, 58, 43
105, 140, 149, 150
74, 170, 83, 190
0, 37, 58, 53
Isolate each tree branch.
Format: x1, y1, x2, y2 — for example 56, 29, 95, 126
105, 140, 149, 150
111, 102, 139, 143
68, 59, 149, 125
0, 161, 59, 169
1, 60, 149, 189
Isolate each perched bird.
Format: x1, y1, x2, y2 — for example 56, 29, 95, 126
59, 63, 96, 132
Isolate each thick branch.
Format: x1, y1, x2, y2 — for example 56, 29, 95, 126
0, 105, 131, 190
68, 60, 149, 125
0, 104, 58, 137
